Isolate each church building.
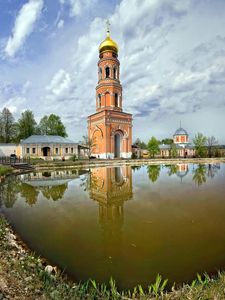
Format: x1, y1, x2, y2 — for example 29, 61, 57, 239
159, 126, 195, 158
88, 25, 132, 159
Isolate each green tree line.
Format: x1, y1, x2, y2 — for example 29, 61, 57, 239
0, 107, 67, 143
134, 133, 221, 158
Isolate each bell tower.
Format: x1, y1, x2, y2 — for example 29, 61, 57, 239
96, 21, 122, 113
88, 21, 132, 159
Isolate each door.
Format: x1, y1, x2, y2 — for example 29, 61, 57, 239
114, 134, 120, 158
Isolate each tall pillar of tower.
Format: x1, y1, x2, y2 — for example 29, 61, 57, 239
88, 23, 132, 159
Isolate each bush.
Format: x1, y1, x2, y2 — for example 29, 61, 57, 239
70, 154, 77, 161
0, 166, 13, 176
131, 152, 137, 159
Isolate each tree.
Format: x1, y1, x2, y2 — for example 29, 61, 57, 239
206, 136, 218, 158
147, 137, 160, 158
167, 164, 178, 176
170, 144, 178, 158
140, 141, 147, 149
82, 134, 97, 159
147, 165, 161, 183
38, 114, 67, 137
0, 108, 16, 143
161, 138, 173, 145
37, 115, 48, 135
193, 164, 207, 186
193, 133, 207, 158
17, 110, 37, 141
134, 138, 147, 149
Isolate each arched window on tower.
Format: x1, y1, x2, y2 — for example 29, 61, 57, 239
99, 67, 102, 80
113, 67, 117, 79
98, 94, 101, 107
105, 66, 110, 78
115, 93, 118, 107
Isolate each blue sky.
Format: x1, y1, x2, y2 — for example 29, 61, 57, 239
0, 0, 225, 143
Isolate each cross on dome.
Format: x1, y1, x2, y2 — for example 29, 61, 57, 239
106, 19, 110, 37
99, 20, 118, 54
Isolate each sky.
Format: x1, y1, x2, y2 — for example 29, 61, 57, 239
0, 0, 225, 143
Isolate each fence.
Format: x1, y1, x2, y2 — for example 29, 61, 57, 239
0, 156, 31, 166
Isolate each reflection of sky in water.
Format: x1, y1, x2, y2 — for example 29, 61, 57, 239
0, 164, 225, 290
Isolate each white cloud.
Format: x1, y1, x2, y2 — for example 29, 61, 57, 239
0, 97, 26, 114
5, 0, 44, 57
46, 69, 73, 101
59, 0, 96, 17
1, 0, 225, 143
22, 80, 31, 94
57, 19, 64, 29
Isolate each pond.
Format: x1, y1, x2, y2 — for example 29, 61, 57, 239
0, 163, 225, 290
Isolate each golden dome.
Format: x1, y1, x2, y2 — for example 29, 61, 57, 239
99, 32, 118, 54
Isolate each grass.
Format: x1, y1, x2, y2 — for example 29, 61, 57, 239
0, 165, 13, 176
0, 215, 225, 299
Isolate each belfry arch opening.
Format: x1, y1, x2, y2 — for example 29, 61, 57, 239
98, 94, 101, 107
105, 67, 110, 78
99, 68, 102, 80
113, 67, 117, 79
115, 93, 118, 107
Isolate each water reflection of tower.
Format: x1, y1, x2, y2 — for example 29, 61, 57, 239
176, 164, 188, 182
89, 166, 133, 261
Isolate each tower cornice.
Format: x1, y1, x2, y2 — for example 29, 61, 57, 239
96, 81, 122, 90
98, 57, 120, 66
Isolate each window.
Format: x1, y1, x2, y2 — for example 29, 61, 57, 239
115, 93, 118, 107
26, 148, 30, 154
71, 147, 73, 153
65, 148, 68, 154
98, 94, 101, 107
113, 67, 117, 79
32, 148, 35, 154
55, 148, 58, 154
99, 67, 102, 80
105, 67, 110, 78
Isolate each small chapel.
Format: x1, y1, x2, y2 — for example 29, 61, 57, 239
87, 24, 132, 159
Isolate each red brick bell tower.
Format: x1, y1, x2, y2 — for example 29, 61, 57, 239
88, 23, 132, 159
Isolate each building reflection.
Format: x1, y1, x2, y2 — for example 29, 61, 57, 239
0, 169, 88, 208
88, 166, 133, 260
165, 163, 189, 183
176, 164, 189, 182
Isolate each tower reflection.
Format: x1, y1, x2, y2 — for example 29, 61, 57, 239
89, 166, 133, 223
88, 166, 133, 260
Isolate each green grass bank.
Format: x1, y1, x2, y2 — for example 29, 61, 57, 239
0, 215, 225, 299
0, 166, 13, 177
